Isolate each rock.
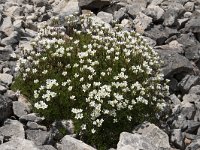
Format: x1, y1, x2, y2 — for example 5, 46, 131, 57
0, 85, 7, 94
19, 113, 44, 123
53, 0, 80, 17
117, 132, 157, 150
168, 78, 179, 92
144, 5, 164, 21
163, 3, 185, 26
0, 73, 13, 86
4, 90, 18, 101
142, 36, 157, 47
178, 75, 200, 93
0, 138, 39, 150
0, 119, 25, 139
185, 139, 200, 150
26, 129, 50, 146
184, 12, 192, 18
113, 7, 127, 21
58, 135, 96, 150
133, 122, 171, 149
171, 129, 185, 149
120, 19, 133, 31
182, 94, 200, 103
25, 28, 38, 38
170, 94, 181, 105
185, 16, 200, 33
38, 145, 57, 150
0, 17, 14, 36
27, 122, 47, 131
4, 5, 24, 17
78, 0, 110, 10
180, 102, 196, 120
156, 49, 194, 78
194, 102, 200, 121
184, 44, 200, 60
0, 95, 12, 123
85, 16, 111, 29
184, 2, 195, 12
144, 25, 178, 45
127, 4, 146, 18
13, 101, 30, 118
189, 85, 200, 95
185, 120, 200, 133
133, 12, 152, 33
177, 18, 189, 29
168, 40, 184, 54
97, 11, 113, 24
32, 0, 48, 7
1, 31, 19, 46
150, 0, 164, 6
0, 46, 13, 61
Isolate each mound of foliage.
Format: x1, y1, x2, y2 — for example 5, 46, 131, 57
12, 13, 169, 149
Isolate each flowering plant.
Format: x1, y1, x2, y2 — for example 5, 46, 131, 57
12, 13, 169, 149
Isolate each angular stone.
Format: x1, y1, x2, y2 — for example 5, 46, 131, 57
180, 102, 196, 120
145, 5, 164, 21
27, 122, 47, 131
58, 135, 96, 150
0, 17, 14, 36
0, 138, 39, 150
53, 0, 80, 16
0, 85, 7, 94
127, 4, 146, 18
26, 129, 50, 146
184, 2, 195, 12
156, 49, 193, 78
38, 145, 57, 150
178, 75, 200, 93
78, 0, 110, 10
189, 85, 200, 95
184, 12, 192, 18
185, 120, 200, 133
171, 129, 185, 149
133, 12, 152, 33
32, 0, 48, 7
117, 132, 157, 150
114, 7, 127, 21
4, 5, 24, 17
1, 31, 19, 46
0, 95, 12, 123
185, 139, 200, 150
183, 94, 200, 103
0, 46, 13, 61
97, 11, 113, 24
19, 113, 44, 123
0, 73, 13, 86
4, 90, 18, 101
185, 16, 200, 33
133, 122, 171, 149
13, 101, 30, 118
170, 94, 181, 105
0, 119, 25, 139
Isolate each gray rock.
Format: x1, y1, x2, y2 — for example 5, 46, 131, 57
183, 94, 200, 103
53, 0, 80, 17
26, 129, 50, 146
120, 19, 133, 31
1, 31, 19, 46
168, 40, 184, 54
117, 132, 157, 150
97, 11, 113, 24
142, 36, 157, 47
0, 17, 14, 36
0, 138, 39, 150
25, 28, 38, 38
168, 78, 179, 92
0, 46, 13, 61
58, 135, 96, 150
145, 5, 164, 21
150, 0, 164, 6
185, 120, 200, 133
180, 102, 196, 120
78, 0, 110, 10
185, 139, 200, 150
19, 113, 44, 123
156, 49, 193, 78
184, 2, 195, 12
133, 122, 171, 149
0, 95, 12, 123
170, 94, 181, 105
189, 85, 200, 95
144, 25, 178, 45
4, 90, 18, 101
177, 18, 189, 28
0, 73, 13, 86
27, 122, 47, 131
184, 44, 200, 60
0, 119, 25, 139
4, 5, 24, 17
171, 129, 185, 149
133, 12, 152, 33
185, 16, 200, 33
127, 4, 146, 18
13, 101, 30, 118
178, 75, 200, 93
163, 3, 185, 26
114, 7, 127, 21
38, 145, 57, 150
194, 102, 200, 121
32, 0, 48, 7
0, 85, 7, 94
184, 11, 193, 18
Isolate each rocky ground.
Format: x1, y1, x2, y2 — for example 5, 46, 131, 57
0, 0, 200, 149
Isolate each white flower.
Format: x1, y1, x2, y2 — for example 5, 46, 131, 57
91, 129, 96, 134
34, 79, 39, 84
62, 71, 67, 76
81, 124, 86, 130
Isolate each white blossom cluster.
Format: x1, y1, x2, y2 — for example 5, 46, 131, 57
15, 14, 169, 136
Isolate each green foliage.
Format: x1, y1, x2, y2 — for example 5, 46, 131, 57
12, 14, 169, 149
